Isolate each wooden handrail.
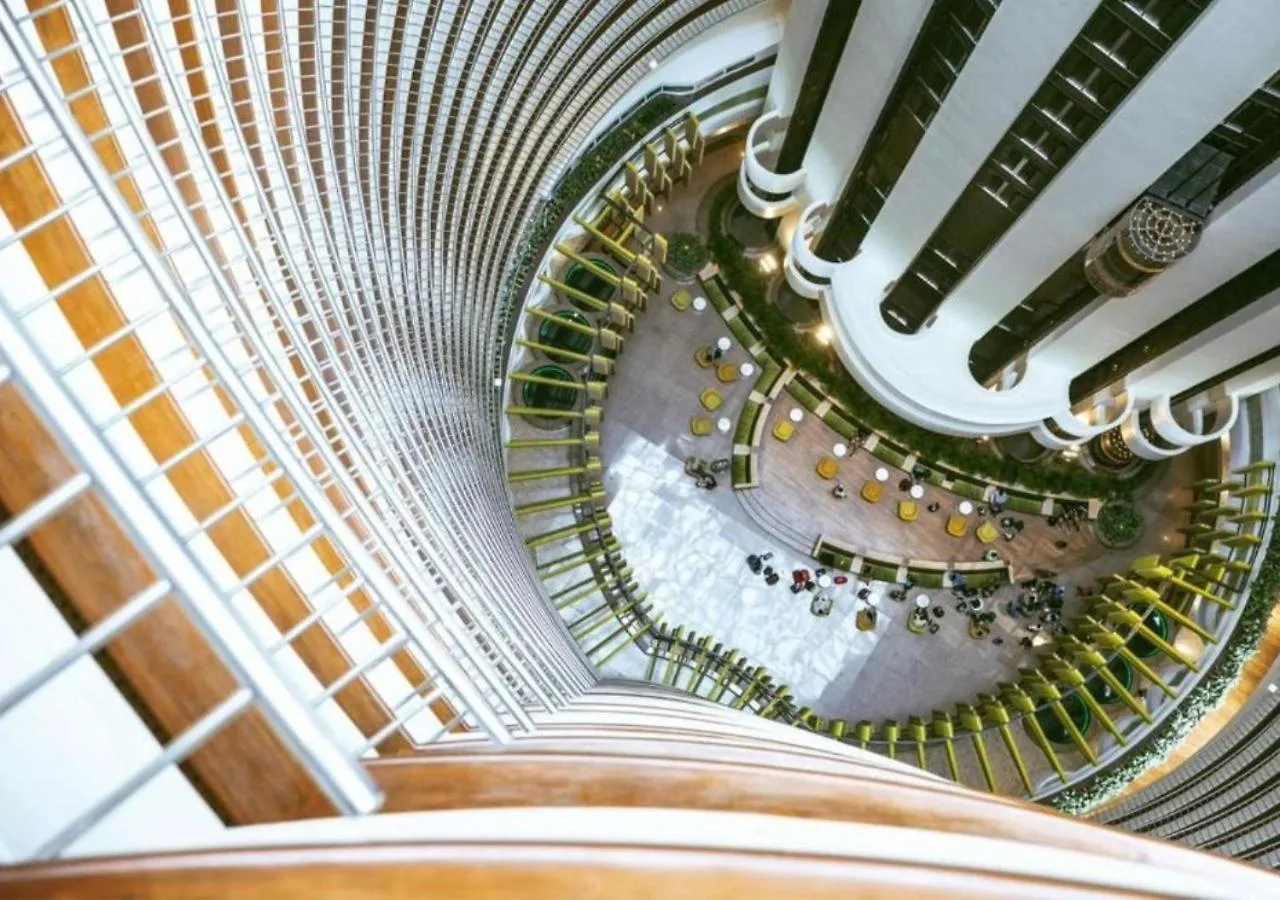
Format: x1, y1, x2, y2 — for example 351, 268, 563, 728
0, 387, 336, 823
13, 1, 417, 755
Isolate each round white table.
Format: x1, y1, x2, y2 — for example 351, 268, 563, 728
864, 594, 881, 607
909, 483, 924, 499
739, 361, 755, 378
874, 467, 890, 482
817, 574, 833, 589
716, 416, 731, 433
914, 594, 930, 609
789, 408, 804, 423
715, 336, 731, 352
691, 296, 708, 313
958, 500, 975, 515
832, 442, 848, 458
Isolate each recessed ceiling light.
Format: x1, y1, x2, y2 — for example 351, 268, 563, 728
648, 59, 658, 70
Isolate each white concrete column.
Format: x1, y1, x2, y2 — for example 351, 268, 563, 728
765, 0, 831, 116
1126, 287, 1280, 402
934, 0, 1280, 341
800, 0, 932, 206
823, 0, 1101, 435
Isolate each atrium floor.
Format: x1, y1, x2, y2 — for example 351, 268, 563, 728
598, 141, 1201, 721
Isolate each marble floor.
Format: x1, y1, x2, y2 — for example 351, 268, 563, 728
596, 141, 1204, 719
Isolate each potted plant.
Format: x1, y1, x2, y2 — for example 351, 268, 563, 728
664, 231, 709, 281
1094, 499, 1145, 548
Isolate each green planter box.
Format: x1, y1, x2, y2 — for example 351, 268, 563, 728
823, 409, 858, 440
735, 402, 761, 446
951, 479, 987, 501
786, 379, 822, 412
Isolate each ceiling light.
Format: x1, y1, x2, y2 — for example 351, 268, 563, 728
814, 324, 832, 345
648, 58, 659, 71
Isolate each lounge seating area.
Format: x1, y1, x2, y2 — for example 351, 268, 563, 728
796, 456, 1275, 801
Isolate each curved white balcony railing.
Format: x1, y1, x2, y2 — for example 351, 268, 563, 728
738, 111, 803, 218
1031, 393, 1136, 450
737, 163, 797, 218
1133, 395, 1241, 460
784, 201, 838, 298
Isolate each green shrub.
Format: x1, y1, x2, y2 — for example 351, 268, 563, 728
667, 231, 710, 275
731, 454, 748, 486
951, 479, 988, 501
872, 443, 907, 468
823, 409, 858, 440
1096, 500, 1144, 547
703, 183, 1158, 500
786, 380, 821, 412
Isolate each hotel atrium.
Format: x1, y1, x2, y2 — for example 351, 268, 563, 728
2, 0, 1280, 895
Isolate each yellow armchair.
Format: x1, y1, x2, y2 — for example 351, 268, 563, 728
699, 388, 723, 411
670, 289, 692, 311
716, 362, 740, 383
861, 481, 882, 503
946, 514, 968, 539
690, 416, 712, 437
976, 521, 1000, 544
897, 500, 919, 522
816, 456, 839, 480
772, 419, 795, 442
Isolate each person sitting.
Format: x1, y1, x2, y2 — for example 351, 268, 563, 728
765, 571, 780, 586
832, 481, 849, 499
810, 594, 833, 617
747, 554, 763, 574
926, 501, 941, 513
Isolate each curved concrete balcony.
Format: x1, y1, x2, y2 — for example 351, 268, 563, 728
1031, 393, 1135, 451
821, 248, 1162, 440
737, 163, 796, 219
1125, 395, 1241, 460
783, 201, 835, 299
737, 111, 804, 219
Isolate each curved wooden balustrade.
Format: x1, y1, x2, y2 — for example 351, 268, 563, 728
4, 738, 1279, 898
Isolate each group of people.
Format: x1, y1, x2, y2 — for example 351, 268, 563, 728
745, 552, 847, 617
951, 573, 1001, 641
1004, 576, 1072, 646
1048, 501, 1089, 532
